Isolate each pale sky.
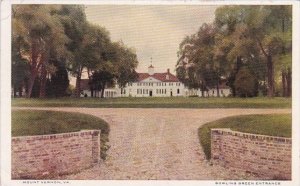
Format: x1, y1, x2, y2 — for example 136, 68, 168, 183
85, 5, 218, 74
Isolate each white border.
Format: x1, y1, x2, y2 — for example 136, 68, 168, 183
1, 1, 299, 186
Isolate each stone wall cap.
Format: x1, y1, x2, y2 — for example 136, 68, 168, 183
211, 128, 291, 142
12, 130, 101, 140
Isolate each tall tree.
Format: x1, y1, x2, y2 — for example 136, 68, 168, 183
177, 23, 223, 97
57, 5, 88, 97
91, 63, 115, 98
90, 41, 139, 98
213, 5, 291, 97
12, 5, 69, 98
114, 42, 139, 89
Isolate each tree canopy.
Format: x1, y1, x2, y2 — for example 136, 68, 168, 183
12, 5, 139, 98
176, 5, 292, 97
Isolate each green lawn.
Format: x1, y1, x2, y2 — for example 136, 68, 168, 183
12, 97, 291, 108
198, 114, 292, 160
12, 110, 110, 160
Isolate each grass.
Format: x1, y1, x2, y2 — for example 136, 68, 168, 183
198, 114, 292, 160
12, 110, 110, 160
12, 97, 291, 108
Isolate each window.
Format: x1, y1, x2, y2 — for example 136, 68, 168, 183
165, 89, 167, 94
124, 89, 126, 95
156, 89, 158, 94
177, 89, 180, 94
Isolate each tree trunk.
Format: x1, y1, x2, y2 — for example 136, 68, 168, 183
267, 55, 275, 97
236, 56, 242, 72
39, 48, 49, 98
26, 39, 39, 98
74, 66, 83, 98
101, 88, 105, 98
39, 63, 47, 98
200, 82, 204, 97
287, 67, 292, 97
100, 82, 106, 98
91, 88, 94, 97
75, 74, 82, 98
18, 85, 23, 97
13, 85, 17, 97
231, 56, 242, 97
281, 70, 287, 97
27, 72, 38, 98
216, 81, 220, 97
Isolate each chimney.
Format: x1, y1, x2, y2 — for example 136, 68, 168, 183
166, 69, 170, 80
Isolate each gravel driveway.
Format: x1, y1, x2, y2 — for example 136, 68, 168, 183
13, 107, 291, 180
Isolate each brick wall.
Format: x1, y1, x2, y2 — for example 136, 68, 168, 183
211, 128, 291, 180
12, 130, 101, 179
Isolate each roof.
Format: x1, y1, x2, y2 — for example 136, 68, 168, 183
137, 72, 179, 82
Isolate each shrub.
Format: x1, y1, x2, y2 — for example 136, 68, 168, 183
234, 67, 258, 97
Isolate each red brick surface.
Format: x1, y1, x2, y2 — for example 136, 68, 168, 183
12, 130, 101, 179
211, 128, 291, 180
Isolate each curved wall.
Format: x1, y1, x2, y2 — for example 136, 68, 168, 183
211, 128, 291, 180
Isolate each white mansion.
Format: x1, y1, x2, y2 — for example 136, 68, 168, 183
119, 65, 185, 97
80, 65, 230, 98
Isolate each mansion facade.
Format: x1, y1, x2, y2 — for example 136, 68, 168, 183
119, 65, 185, 97
80, 65, 230, 98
